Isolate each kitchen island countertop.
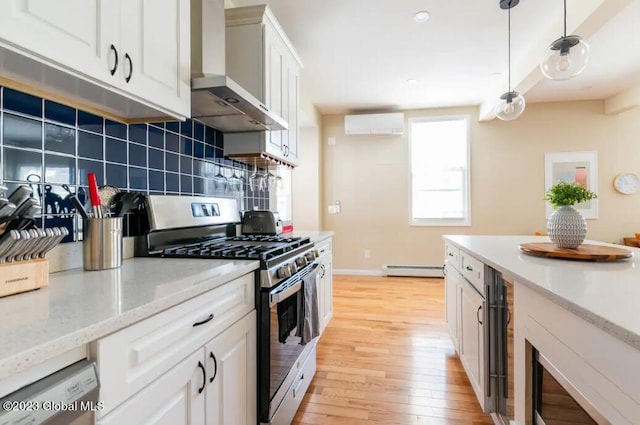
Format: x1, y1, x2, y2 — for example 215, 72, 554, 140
0, 258, 259, 380
444, 235, 640, 350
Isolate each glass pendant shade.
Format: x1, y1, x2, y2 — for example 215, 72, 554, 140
540, 35, 590, 80
495, 91, 526, 121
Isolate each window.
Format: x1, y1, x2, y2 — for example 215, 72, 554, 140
409, 116, 470, 226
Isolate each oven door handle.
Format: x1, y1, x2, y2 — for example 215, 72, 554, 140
270, 280, 303, 305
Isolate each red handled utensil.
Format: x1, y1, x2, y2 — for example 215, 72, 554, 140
87, 173, 102, 218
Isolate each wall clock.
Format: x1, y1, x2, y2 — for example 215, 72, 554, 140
613, 173, 640, 194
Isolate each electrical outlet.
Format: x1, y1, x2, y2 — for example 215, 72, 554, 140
364, 249, 371, 259
328, 205, 338, 214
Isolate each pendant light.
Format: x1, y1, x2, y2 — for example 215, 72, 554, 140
495, 0, 526, 121
540, 0, 590, 80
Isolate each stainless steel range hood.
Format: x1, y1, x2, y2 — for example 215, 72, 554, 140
191, 75, 287, 132
191, 0, 287, 133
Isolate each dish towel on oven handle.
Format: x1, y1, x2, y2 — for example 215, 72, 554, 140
296, 265, 320, 344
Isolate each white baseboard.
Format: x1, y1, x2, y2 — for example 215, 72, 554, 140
333, 269, 383, 276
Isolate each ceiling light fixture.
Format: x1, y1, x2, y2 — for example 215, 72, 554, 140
540, 0, 590, 80
413, 11, 430, 23
495, 0, 526, 121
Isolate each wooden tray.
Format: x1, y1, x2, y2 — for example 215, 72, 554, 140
519, 243, 632, 261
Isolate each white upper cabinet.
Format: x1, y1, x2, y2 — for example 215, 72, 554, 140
0, 0, 117, 85
225, 5, 302, 166
0, 0, 190, 120
120, 0, 191, 118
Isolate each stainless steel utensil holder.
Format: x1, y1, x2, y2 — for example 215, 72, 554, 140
83, 217, 123, 271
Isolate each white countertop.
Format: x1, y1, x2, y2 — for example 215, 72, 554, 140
284, 230, 334, 243
0, 258, 259, 380
444, 235, 640, 350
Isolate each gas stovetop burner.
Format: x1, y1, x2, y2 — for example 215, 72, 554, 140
160, 236, 312, 261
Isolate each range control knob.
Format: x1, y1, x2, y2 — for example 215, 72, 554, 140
296, 256, 308, 267
305, 250, 318, 261
276, 264, 292, 279
289, 262, 299, 273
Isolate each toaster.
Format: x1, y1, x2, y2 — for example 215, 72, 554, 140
241, 210, 283, 235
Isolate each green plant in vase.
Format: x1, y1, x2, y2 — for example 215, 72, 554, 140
545, 182, 597, 249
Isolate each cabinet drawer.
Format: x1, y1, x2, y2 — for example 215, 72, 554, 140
460, 252, 484, 293
96, 273, 255, 415
271, 346, 316, 425
445, 242, 460, 271
315, 238, 332, 257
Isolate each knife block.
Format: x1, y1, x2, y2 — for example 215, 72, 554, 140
0, 258, 49, 297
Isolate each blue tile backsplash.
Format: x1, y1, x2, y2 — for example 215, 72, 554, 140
0, 86, 270, 243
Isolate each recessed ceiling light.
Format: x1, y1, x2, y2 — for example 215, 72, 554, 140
407, 78, 417, 84
413, 11, 430, 23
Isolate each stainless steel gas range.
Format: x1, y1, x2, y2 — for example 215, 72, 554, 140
140, 195, 320, 425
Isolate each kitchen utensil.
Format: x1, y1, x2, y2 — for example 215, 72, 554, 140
16, 229, 41, 261
14, 197, 39, 217
88, 173, 102, 218
25, 203, 42, 217
1, 215, 36, 232
7, 185, 33, 213
5, 230, 31, 262
23, 228, 46, 260
0, 201, 16, 219
37, 228, 63, 258
98, 185, 120, 214
0, 230, 20, 262
62, 184, 89, 219
112, 192, 143, 217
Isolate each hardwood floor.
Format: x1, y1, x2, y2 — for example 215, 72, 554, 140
292, 275, 494, 425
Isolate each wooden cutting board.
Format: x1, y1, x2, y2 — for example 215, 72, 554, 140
519, 242, 633, 261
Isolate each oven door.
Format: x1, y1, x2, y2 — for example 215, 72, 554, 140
259, 262, 319, 423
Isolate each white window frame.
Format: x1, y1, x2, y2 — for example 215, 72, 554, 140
408, 115, 471, 227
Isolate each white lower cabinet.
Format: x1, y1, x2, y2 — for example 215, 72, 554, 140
205, 311, 257, 425
95, 273, 257, 425
444, 263, 461, 351
458, 277, 485, 405
97, 350, 205, 425
315, 238, 333, 334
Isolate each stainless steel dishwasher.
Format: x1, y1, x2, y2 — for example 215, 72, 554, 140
0, 360, 100, 425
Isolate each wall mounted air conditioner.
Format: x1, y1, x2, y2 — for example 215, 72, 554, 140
344, 112, 404, 135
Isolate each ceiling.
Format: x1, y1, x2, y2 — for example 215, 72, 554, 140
229, 0, 640, 118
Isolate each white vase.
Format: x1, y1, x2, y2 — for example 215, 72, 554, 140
546, 205, 587, 249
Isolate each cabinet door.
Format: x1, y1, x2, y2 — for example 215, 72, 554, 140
0, 0, 118, 85
459, 278, 485, 409
205, 311, 257, 425
286, 60, 300, 163
445, 264, 460, 350
97, 350, 205, 425
119, 0, 190, 117
264, 20, 285, 153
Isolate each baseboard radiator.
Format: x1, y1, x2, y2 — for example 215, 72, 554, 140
382, 264, 444, 278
